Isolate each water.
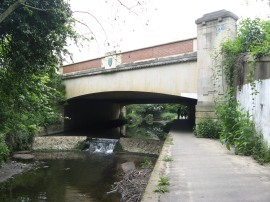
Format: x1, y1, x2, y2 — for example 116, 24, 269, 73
0, 151, 156, 202
88, 138, 118, 154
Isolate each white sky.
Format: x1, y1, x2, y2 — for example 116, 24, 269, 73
65, 0, 270, 64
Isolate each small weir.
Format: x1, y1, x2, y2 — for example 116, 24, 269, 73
87, 138, 118, 154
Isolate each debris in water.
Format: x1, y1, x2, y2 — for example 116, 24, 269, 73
109, 168, 152, 202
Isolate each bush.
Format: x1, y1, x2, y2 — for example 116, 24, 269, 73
126, 113, 142, 128
160, 112, 176, 121
144, 114, 153, 125
213, 18, 270, 163
194, 118, 221, 139
215, 94, 270, 162
252, 134, 270, 164
0, 134, 9, 165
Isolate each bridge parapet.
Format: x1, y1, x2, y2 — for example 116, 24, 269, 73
63, 52, 197, 79
62, 38, 197, 75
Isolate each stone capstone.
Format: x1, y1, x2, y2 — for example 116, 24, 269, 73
195, 9, 239, 25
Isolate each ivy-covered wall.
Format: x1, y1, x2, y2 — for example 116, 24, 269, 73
237, 58, 270, 143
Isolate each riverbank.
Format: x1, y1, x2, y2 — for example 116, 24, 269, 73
0, 160, 36, 183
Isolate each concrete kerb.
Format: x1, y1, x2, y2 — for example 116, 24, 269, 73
141, 133, 173, 202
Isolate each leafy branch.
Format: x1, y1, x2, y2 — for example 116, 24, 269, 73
0, 0, 26, 23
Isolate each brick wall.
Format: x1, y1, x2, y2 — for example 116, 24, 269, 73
63, 58, 101, 74
62, 38, 195, 74
121, 39, 194, 64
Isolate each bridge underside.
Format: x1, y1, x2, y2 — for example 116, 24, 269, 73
63, 91, 197, 138
70, 91, 197, 104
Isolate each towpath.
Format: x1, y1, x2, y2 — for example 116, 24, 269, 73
142, 125, 270, 202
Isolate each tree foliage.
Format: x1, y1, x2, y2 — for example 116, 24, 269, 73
0, 0, 77, 154
125, 104, 188, 140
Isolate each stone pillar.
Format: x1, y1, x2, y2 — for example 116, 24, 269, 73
195, 10, 238, 123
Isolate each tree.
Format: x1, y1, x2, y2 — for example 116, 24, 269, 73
0, 0, 27, 23
0, 0, 77, 152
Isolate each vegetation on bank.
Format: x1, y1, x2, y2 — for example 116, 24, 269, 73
125, 104, 188, 140
193, 117, 221, 139
154, 176, 170, 193
194, 18, 270, 163
0, 0, 78, 164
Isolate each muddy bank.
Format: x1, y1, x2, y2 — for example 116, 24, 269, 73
0, 160, 36, 183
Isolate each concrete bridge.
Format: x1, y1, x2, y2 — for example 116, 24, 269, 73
61, 10, 239, 136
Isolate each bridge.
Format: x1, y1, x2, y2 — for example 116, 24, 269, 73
60, 10, 239, 136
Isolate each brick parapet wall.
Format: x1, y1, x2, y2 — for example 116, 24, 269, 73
62, 38, 195, 74
63, 58, 101, 74
122, 39, 194, 64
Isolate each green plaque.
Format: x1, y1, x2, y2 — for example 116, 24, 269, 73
108, 57, 113, 67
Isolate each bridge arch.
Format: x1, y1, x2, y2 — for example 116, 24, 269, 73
63, 91, 197, 136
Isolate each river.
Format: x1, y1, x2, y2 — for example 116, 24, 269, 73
0, 120, 166, 201
0, 151, 156, 202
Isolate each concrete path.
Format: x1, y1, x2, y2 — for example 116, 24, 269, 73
143, 127, 270, 202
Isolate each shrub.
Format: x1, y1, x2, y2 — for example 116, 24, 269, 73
144, 114, 154, 125
251, 133, 270, 163
212, 18, 270, 163
126, 113, 142, 128
0, 134, 9, 165
215, 94, 270, 161
160, 112, 176, 121
194, 118, 221, 139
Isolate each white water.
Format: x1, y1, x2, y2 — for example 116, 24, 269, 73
88, 138, 118, 154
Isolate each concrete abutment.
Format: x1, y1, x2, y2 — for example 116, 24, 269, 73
195, 10, 238, 122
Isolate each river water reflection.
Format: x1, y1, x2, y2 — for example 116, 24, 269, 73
0, 151, 156, 202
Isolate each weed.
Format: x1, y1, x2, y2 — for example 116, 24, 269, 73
163, 156, 173, 162
158, 177, 170, 186
154, 177, 170, 194
140, 158, 153, 169
154, 185, 169, 193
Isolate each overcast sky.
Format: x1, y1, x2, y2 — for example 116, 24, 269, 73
66, 0, 270, 64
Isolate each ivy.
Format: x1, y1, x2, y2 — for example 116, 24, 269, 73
213, 18, 270, 163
